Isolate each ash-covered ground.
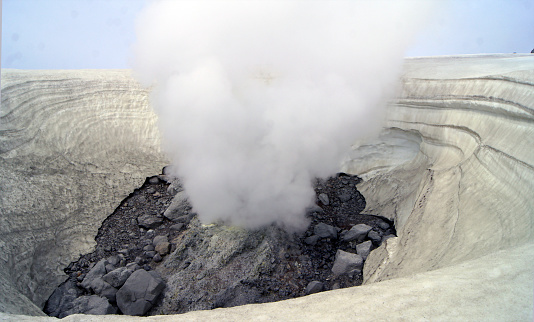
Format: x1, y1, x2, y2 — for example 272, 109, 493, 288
45, 170, 395, 317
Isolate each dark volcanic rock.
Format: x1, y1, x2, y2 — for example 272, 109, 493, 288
153, 235, 168, 246
304, 235, 320, 246
318, 193, 329, 205
306, 205, 324, 215
61, 295, 117, 317
356, 240, 373, 260
91, 278, 118, 303
341, 224, 372, 242
314, 223, 338, 239
81, 259, 108, 292
163, 191, 191, 222
170, 223, 184, 231
337, 190, 352, 202
44, 278, 84, 317
305, 281, 324, 295
331, 250, 363, 277
116, 269, 165, 316
148, 176, 160, 185
138, 214, 164, 229
48, 171, 396, 318
367, 230, 382, 245
102, 267, 132, 289
155, 242, 170, 256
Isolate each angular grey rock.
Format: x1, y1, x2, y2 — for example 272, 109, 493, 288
306, 205, 324, 214
153, 253, 163, 263
85, 296, 118, 315
105, 263, 116, 274
314, 223, 338, 239
116, 269, 165, 316
98, 282, 119, 304
135, 256, 145, 265
163, 191, 191, 222
170, 223, 185, 231
107, 255, 121, 267
342, 224, 372, 242
145, 251, 157, 258
137, 214, 164, 229
356, 240, 373, 260
148, 176, 160, 184
331, 250, 363, 277
157, 174, 170, 183
126, 263, 141, 272
368, 230, 382, 244
44, 279, 83, 317
102, 267, 132, 289
318, 193, 329, 205
172, 215, 193, 224
155, 242, 171, 256
304, 235, 321, 246
86, 276, 118, 303
143, 244, 155, 251
153, 235, 169, 246
61, 295, 117, 317
81, 259, 108, 291
305, 281, 324, 295
146, 229, 156, 239
378, 221, 390, 230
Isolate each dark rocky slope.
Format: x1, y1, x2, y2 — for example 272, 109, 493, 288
45, 170, 395, 317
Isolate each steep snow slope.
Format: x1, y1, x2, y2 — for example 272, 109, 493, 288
0, 70, 167, 313
345, 55, 534, 285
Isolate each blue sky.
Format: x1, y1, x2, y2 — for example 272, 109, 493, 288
406, 0, 534, 57
2, 0, 533, 69
2, 0, 147, 69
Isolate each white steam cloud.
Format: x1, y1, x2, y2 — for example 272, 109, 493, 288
133, 1, 431, 231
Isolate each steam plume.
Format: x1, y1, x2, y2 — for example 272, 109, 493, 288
133, 1, 431, 231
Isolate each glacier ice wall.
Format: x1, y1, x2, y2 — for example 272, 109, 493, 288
0, 69, 167, 313
343, 54, 534, 284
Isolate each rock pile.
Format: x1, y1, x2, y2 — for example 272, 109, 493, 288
45, 257, 165, 317
45, 173, 186, 317
297, 174, 396, 292
44, 171, 396, 317
154, 173, 395, 314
